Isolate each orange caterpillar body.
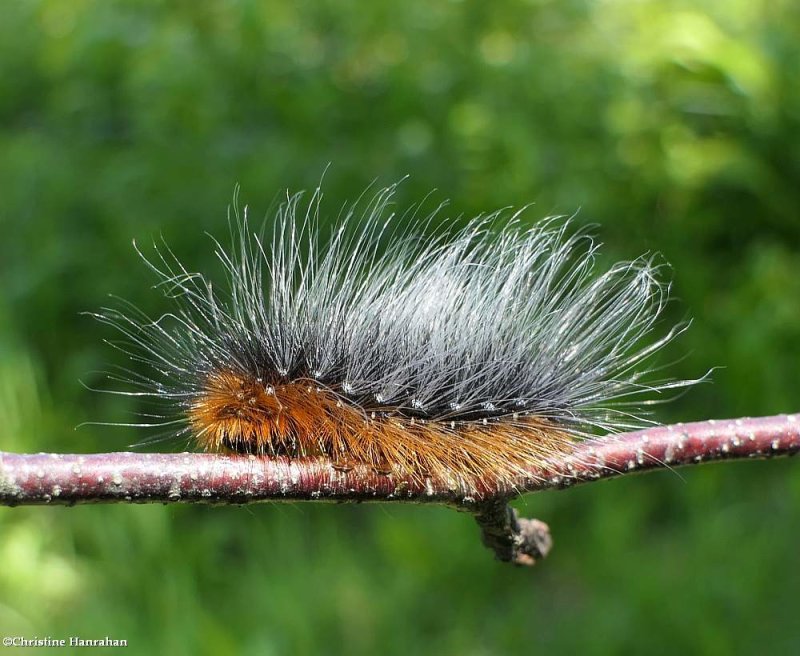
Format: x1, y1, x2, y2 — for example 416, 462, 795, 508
189, 370, 574, 486
95, 185, 695, 490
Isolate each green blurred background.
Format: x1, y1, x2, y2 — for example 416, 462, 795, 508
1, 0, 798, 654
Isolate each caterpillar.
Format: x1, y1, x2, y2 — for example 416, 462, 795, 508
93, 183, 696, 493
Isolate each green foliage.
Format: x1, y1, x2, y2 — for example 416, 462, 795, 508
1, 1, 798, 653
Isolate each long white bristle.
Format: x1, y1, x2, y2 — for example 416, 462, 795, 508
93, 183, 701, 441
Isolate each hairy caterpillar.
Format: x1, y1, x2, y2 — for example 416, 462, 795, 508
93, 183, 696, 492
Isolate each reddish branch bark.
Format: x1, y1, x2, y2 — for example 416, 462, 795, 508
1, 414, 798, 565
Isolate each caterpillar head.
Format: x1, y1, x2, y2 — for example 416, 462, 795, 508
189, 371, 286, 454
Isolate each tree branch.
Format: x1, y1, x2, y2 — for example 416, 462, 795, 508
1, 414, 797, 565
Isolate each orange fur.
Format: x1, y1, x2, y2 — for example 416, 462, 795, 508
189, 370, 578, 487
